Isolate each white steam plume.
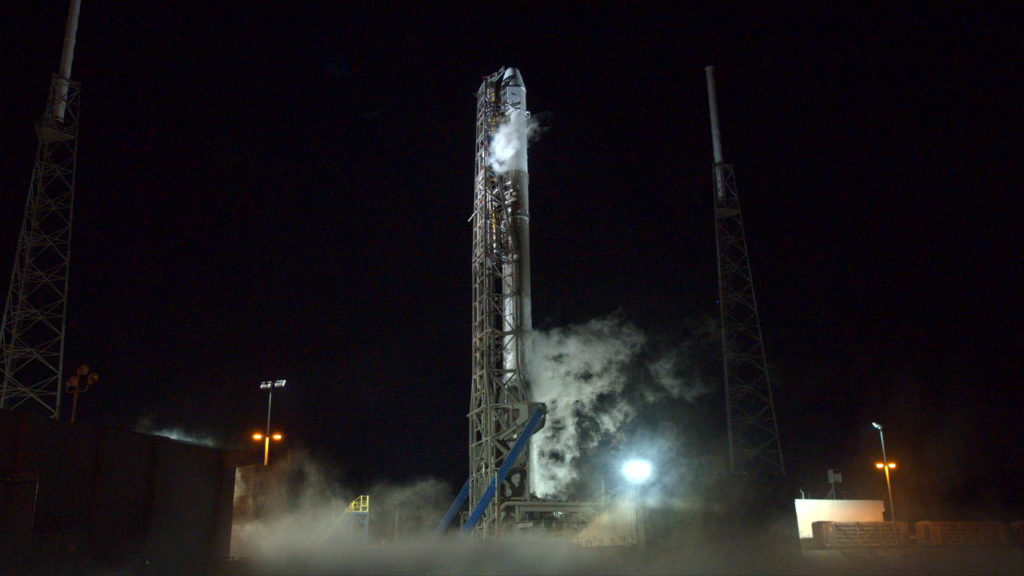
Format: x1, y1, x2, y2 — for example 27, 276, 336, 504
527, 314, 710, 498
227, 419, 816, 574
488, 112, 539, 174
135, 415, 220, 447
233, 452, 634, 575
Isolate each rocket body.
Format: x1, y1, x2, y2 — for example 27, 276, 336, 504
493, 68, 532, 354
467, 67, 538, 531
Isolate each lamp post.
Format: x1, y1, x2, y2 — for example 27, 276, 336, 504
871, 422, 896, 526
621, 459, 652, 548
253, 432, 283, 466
65, 364, 99, 424
258, 379, 286, 465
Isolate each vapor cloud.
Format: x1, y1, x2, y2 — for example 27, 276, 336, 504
229, 433, 814, 575
527, 314, 711, 498
135, 415, 221, 447
488, 112, 540, 174
233, 452, 633, 575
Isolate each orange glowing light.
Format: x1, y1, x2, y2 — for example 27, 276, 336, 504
875, 462, 896, 469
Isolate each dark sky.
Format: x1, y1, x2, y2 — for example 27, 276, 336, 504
2, 4, 1020, 518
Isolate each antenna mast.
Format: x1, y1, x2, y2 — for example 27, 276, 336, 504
1, 0, 84, 418
706, 66, 784, 478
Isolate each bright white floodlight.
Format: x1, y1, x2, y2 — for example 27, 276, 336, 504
622, 459, 653, 484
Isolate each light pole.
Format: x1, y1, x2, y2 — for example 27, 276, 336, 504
253, 432, 283, 466
621, 459, 652, 548
65, 364, 98, 424
259, 379, 286, 465
871, 422, 896, 527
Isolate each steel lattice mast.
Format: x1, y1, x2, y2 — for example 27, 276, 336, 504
0, 0, 83, 418
706, 66, 784, 479
468, 68, 543, 533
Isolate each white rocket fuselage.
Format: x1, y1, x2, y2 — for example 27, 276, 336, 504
497, 68, 531, 373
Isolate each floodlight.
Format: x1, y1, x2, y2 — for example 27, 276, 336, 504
622, 459, 653, 484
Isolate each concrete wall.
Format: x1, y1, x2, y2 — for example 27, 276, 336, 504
793, 499, 884, 539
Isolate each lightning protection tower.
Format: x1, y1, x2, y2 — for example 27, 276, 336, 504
705, 66, 784, 479
0, 0, 83, 418
468, 67, 544, 533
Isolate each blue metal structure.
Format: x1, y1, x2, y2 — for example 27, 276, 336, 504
438, 407, 545, 533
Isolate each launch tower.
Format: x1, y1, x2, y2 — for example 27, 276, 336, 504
467, 68, 544, 533
1, 1, 83, 418
706, 66, 784, 479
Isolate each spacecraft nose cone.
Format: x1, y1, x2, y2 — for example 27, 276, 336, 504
502, 67, 524, 87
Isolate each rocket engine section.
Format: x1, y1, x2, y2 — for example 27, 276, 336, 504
468, 67, 543, 533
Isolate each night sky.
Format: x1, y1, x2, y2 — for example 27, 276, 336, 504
2, 4, 1020, 519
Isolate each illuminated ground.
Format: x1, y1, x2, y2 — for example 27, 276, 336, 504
199, 540, 1024, 576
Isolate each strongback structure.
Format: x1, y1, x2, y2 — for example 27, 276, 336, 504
1, 1, 83, 419
705, 66, 784, 479
468, 67, 544, 533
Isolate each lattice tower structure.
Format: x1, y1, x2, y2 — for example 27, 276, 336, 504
706, 66, 784, 479
1, 1, 82, 418
468, 68, 543, 534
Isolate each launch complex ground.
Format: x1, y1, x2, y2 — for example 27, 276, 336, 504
3, 409, 1022, 575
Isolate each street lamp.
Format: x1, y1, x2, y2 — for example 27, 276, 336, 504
621, 459, 652, 548
258, 379, 286, 466
871, 422, 896, 526
65, 364, 99, 424
253, 432, 284, 466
